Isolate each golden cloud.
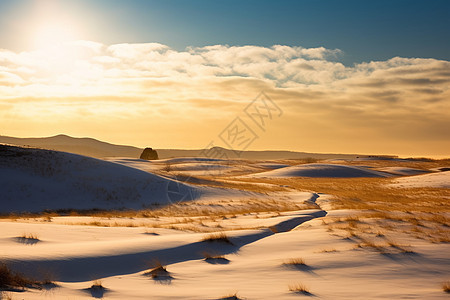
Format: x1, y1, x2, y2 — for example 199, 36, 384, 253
0, 42, 449, 156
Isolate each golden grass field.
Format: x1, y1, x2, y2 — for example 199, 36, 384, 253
2, 158, 449, 241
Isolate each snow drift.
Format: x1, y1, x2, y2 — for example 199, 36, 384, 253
247, 163, 392, 178
0, 145, 200, 213
389, 171, 450, 188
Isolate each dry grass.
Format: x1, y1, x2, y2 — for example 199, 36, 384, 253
90, 279, 103, 289
261, 172, 449, 243
87, 279, 106, 297
386, 240, 415, 253
202, 251, 230, 264
350, 235, 417, 254
354, 238, 386, 252
2, 158, 448, 245
143, 230, 159, 235
58, 214, 273, 232
230, 174, 449, 213
202, 252, 225, 260
288, 282, 312, 295
0, 195, 309, 222
20, 233, 39, 240
283, 258, 306, 266
319, 248, 338, 253
201, 232, 233, 245
0, 291, 14, 300
0, 263, 36, 290
218, 292, 243, 300
144, 261, 172, 280
442, 281, 450, 293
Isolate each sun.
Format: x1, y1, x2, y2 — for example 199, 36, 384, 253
28, 19, 88, 77
32, 21, 79, 51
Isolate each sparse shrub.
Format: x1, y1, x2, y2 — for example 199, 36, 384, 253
87, 221, 108, 227
202, 252, 230, 264
319, 248, 338, 253
346, 216, 362, 228
435, 236, 450, 243
289, 282, 312, 295
303, 157, 318, 164
87, 279, 107, 298
0, 262, 35, 290
443, 281, 450, 293
42, 215, 52, 222
375, 231, 385, 237
283, 257, 314, 272
39, 269, 56, 289
1, 291, 14, 300
354, 238, 386, 252
144, 261, 172, 280
91, 279, 103, 289
20, 233, 39, 240
124, 222, 137, 227
429, 214, 449, 227
202, 251, 217, 259
202, 232, 233, 245
162, 162, 172, 172
283, 258, 306, 266
386, 240, 415, 254
143, 230, 159, 236
217, 292, 242, 300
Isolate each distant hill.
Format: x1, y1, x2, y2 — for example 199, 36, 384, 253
157, 147, 361, 160
0, 134, 364, 160
0, 134, 142, 158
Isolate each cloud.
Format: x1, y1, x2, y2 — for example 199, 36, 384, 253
0, 41, 449, 156
0, 71, 25, 86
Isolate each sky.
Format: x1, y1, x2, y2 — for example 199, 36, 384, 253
0, 0, 449, 157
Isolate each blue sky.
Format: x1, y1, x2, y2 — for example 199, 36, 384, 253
1, 0, 449, 65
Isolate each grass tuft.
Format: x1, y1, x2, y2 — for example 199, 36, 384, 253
144, 261, 172, 280
0, 262, 36, 290
442, 281, 450, 293
87, 279, 107, 298
20, 233, 39, 240
203, 252, 225, 260
201, 232, 233, 245
289, 282, 312, 295
386, 240, 415, 254
283, 258, 306, 266
1, 291, 14, 300
90, 279, 104, 290
202, 252, 230, 264
319, 248, 338, 253
217, 292, 243, 300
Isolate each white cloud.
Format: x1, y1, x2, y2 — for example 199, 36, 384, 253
0, 41, 448, 101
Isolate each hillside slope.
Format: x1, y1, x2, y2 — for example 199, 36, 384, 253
0, 134, 142, 158
0, 134, 365, 160
0, 145, 199, 214
247, 163, 393, 178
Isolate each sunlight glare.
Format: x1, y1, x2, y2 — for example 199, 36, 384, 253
33, 21, 78, 51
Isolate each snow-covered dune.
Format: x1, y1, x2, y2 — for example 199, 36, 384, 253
376, 167, 430, 176
254, 162, 290, 169
0, 145, 199, 213
108, 157, 265, 176
247, 163, 392, 178
389, 171, 450, 188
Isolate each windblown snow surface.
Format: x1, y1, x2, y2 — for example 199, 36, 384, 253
389, 171, 450, 188
248, 163, 392, 178
0, 145, 199, 213
1, 145, 449, 299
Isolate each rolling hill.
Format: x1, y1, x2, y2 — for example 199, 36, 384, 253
0, 134, 367, 160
